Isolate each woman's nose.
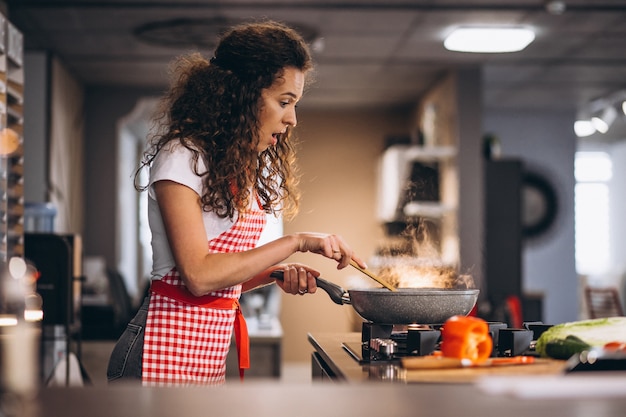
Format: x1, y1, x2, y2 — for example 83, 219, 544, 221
284, 109, 297, 128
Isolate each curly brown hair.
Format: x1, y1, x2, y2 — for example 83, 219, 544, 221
136, 20, 314, 220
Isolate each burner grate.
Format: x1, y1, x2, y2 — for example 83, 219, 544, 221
353, 321, 541, 363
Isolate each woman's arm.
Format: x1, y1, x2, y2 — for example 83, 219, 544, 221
154, 180, 365, 296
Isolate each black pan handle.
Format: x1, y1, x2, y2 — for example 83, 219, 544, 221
269, 270, 349, 305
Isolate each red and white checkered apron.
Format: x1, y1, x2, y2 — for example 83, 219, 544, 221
142, 205, 266, 386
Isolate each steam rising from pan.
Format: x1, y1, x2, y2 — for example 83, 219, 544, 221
352, 220, 475, 290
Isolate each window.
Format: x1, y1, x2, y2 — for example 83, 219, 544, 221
574, 152, 612, 275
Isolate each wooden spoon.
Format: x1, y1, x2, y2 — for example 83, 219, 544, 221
349, 260, 397, 292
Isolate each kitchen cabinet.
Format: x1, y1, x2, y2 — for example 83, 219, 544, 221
484, 159, 523, 316
377, 144, 457, 221
376, 144, 458, 266
375, 72, 482, 272
484, 159, 543, 323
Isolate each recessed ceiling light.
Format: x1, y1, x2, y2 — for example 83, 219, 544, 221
444, 27, 535, 53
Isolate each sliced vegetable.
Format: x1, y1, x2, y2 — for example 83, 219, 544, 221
535, 317, 626, 359
440, 315, 493, 363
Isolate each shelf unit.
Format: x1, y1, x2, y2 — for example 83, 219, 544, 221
377, 145, 457, 220
0, 15, 24, 261
377, 143, 458, 265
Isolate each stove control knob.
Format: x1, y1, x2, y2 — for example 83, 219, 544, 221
375, 338, 396, 358
370, 338, 381, 351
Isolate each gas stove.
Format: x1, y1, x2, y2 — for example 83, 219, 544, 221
343, 321, 550, 364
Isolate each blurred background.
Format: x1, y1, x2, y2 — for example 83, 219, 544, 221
2, 0, 625, 385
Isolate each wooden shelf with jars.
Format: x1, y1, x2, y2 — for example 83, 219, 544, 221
0, 15, 24, 261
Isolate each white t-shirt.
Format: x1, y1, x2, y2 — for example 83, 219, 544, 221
148, 144, 236, 279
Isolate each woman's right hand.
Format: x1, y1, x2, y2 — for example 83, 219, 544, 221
294, 232, 367, 270
273, 263, 319, 295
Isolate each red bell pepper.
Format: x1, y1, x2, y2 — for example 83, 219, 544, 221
440, 315, 493, 363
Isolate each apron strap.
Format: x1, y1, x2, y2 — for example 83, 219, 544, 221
150, 280, 250, 380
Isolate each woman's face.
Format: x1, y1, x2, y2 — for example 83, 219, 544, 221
257, 67, 305, 152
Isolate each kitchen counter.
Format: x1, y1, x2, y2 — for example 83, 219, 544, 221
6, 331, 625, 417
28, 377, 626, 417
308, 332, 567, 383
308, 332, 374, 382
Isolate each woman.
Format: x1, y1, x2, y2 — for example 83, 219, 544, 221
107, 20, 366, 386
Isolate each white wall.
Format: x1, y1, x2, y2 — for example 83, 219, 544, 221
484, 109, 578, 324
609, 142, 626, 282
609, 141, 626, 308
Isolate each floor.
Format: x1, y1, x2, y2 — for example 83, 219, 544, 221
75, 341, 311, 387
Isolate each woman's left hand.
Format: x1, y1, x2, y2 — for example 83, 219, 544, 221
273, 264, 319, 295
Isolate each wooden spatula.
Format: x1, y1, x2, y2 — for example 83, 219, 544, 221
349, 260, 397, 291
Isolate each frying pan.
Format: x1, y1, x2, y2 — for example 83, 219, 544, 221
270, 271, 479, 324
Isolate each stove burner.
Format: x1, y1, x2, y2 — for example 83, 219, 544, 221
350, 321, 540, 363
360, 323, 440, 362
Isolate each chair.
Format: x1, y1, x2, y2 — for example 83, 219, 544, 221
584, 287, 624, 319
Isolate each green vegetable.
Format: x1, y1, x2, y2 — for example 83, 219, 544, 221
535, 317, 626, 359
543, 335, 590, 360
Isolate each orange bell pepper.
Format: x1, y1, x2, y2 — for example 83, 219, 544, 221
440, 315, 493, 363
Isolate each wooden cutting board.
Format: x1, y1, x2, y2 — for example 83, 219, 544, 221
402, 357, 567, 384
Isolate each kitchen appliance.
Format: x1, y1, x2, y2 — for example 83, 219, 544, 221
24, 233, 83, 385
345, 321, 538, 364
377, 144, 456, 224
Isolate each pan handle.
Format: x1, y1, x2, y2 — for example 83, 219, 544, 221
269, 270, 349, 306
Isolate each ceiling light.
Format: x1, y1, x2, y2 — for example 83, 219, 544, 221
444, 27, 535, 53
591, 106, 618, 134
574, 120, 596, 138
622, 101, 626, 115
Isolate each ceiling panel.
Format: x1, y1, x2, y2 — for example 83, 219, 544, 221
4, 0, 626, 136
